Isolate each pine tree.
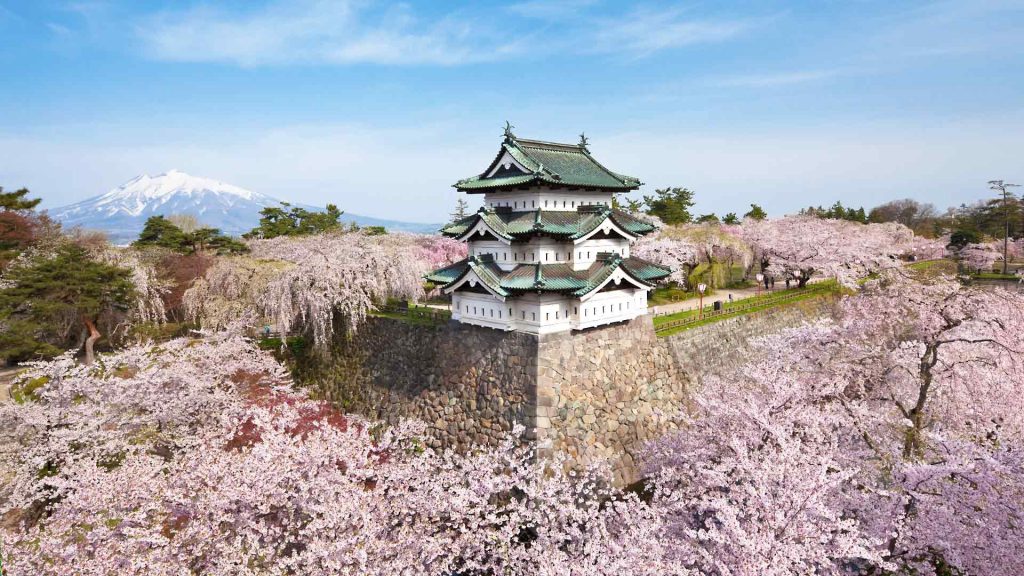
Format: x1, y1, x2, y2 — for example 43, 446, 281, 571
450, 198, 470, 222
0, 187, 41, 211
743, 204, 768, 220
0, 243, 135, 364
642, 187, 695, 225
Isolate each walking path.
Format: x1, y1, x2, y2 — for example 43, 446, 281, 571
0, 367, 18, 403
650, 286, 762, 316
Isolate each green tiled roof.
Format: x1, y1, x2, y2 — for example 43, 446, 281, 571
455, 134, 641, 192
440, 206, 657, 240
424, 254, 671, 298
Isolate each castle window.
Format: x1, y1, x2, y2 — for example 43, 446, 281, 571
545, 313, 550, 321
532, 200, 535, 208
574, 306, 578, 315
545, 253, 549, 261
602, 305, 606, 313
562, 200, 566, 207
522, 311, 526, 319
532, 312, 536, 321
473, 307, 477, 314
508, 307, 512, 316
555, 311, 559, 319
572, 201, 576, 207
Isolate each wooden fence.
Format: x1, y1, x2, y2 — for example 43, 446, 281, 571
654, 285, 834, 335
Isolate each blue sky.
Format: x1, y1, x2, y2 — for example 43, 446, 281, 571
1, 0, 1022, 223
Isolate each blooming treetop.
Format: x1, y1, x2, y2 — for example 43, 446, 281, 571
648, 272, 1024, 575
0, 334, 678, 575
904, 234, 950, 262
184, 231, 465, 351
957, 242, 1001, 272
632, 235, 699, 285
740, 216, 914, 287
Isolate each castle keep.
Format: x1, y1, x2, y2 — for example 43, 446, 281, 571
426, 125, 671, 334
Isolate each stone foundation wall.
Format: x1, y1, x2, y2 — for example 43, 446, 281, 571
534, 317, 689, 484
297, 296, 837, 484
661, 296, 840, 385
293, 318, 537, 452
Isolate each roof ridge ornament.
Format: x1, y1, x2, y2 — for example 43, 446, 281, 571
579, 132, 589, 150
503, 121, 516, 141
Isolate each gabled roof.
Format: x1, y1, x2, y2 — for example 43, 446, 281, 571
425, 254, 509, 297
425, 253, 671, 298
454, 131, 641, 192
440, 206, 657, 241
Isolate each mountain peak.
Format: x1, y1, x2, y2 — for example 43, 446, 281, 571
51, 171, 438, 243
96, 170, 260, 206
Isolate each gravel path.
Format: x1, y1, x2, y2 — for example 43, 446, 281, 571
0, 368, 18, 403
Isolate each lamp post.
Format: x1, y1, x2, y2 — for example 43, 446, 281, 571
755, 273, 764, 297
697, 283, 707, 319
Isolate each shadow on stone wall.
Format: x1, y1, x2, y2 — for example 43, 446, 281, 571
293, 296, 838, 485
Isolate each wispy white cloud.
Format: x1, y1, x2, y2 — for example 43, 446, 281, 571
139, 1, 522, 66
588, 7, 755, 57
506, 0, 598, 19
865, 0, 1024, 61
135, 1, 756, 66
704, 69, 843, 88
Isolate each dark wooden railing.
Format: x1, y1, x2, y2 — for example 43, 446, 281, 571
654, 285, 835, 335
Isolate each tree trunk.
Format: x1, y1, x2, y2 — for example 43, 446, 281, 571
83, 318, 101, 366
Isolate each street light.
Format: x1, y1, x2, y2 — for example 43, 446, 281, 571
755, 273, 764, 297
697, 283, 707, 319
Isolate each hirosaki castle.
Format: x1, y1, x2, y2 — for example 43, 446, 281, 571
427, 126, 671, 334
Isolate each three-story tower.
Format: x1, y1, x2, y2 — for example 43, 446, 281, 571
427, 125, 670, 334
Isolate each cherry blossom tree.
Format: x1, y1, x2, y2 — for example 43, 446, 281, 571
0, 334, 678, 575
632, 235, 699, 286
633, 223, 750, 288
185, 231, 465, 351
956, 241, 1001, 272
647, 272, 1024, 575
740, 216, 913, 287
904, 234, 950, 262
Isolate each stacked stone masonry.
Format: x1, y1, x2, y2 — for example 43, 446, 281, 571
298, 296, 838, 485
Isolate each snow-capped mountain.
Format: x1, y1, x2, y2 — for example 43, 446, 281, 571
52, 170, 437, 242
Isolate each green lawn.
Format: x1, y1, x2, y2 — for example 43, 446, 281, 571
648, 285, 702, 306
652, 280, 843, 337
371, 304, 451, 327
972, 272, 1022, 280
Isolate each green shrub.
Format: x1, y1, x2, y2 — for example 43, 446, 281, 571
11, 375, 49, 404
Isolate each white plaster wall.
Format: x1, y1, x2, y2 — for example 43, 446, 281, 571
570, 239, 631, 270
452, 292, 514, 331
484, 188, 615, 211
576, 288, 647, 330
452, 287, 649, 334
